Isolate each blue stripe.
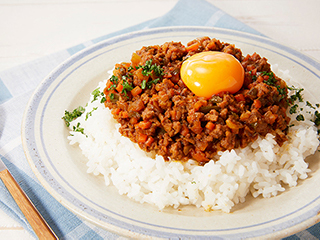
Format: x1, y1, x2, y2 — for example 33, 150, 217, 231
79, 230, 104, 240
282, 235, 300, 240
67, 44, 86, 55
0, 156, 36, 237
307, 222, 320, 238
148, 0, 222, 27
0, 78, 13, 104
215, 14, 264, 36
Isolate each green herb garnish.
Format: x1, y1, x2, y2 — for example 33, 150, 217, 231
261, 71, 286, 99
262, 71, 277, 85
62, 106, 85, 127
141, 80, 147, 89
289, 104, 298, 114
313, 111, 320, 126
136, 59, 164, 77
296, 114, 305, 121
276, 86, 286, 99
73, 122, 85, 134
141, 78, 160, 90
91, 88, 101, 102
306, 101, 315, 109
288, 86, 304, 103
135, 59, 164, 90
108, 75, 119, 91
85, 107, 98, 120
147, 78, 160, 88
100, 96, 106, 103
121, 77, 133, 97
252, 75, 257, 81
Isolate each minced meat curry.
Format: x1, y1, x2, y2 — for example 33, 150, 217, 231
103, 36, 290, 164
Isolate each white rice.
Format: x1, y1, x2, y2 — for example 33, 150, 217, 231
67, 65, 319, 213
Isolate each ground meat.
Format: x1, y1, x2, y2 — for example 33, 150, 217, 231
103, 37, 290, 164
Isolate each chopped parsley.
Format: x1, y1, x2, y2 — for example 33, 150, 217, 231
262, 71, 277, 86
121, 77, 133, 97
261, 71, 286, 99
296, 114, 305, 121
313, 111, 320, 126
106, 60, 164, 99
100, 96, 106, 103
91, 88, 100, 102
136, 59, 164, 77
288, 86, 304, 103
110, 75, 119, 83
72, 122, 85, 135
289, 104, 298, 114
249, 70, 257, 81
141, 78, 160, 90
62, 106, 85, 127
276, 86, 286, 99
306, 101, 315, 109
108, 75, 119, 91
141, 80, 147, 89
91, 88, 105, 103
109, 93, 115, 100
287, 86, 306, 122
85, 107, 98, 120
286, 85, 320, 131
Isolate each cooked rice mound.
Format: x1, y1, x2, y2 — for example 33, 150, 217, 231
67, 66, 319, 213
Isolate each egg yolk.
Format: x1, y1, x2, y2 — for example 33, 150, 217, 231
180, 51, 244, 98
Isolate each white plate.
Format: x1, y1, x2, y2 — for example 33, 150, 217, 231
22, 26, 320, 239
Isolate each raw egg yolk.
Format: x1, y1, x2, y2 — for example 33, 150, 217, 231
180, 51, 244, 98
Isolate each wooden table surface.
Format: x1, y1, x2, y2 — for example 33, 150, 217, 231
0, 0, 319, 238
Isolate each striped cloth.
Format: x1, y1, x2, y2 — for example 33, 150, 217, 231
0, 0, 319, 239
